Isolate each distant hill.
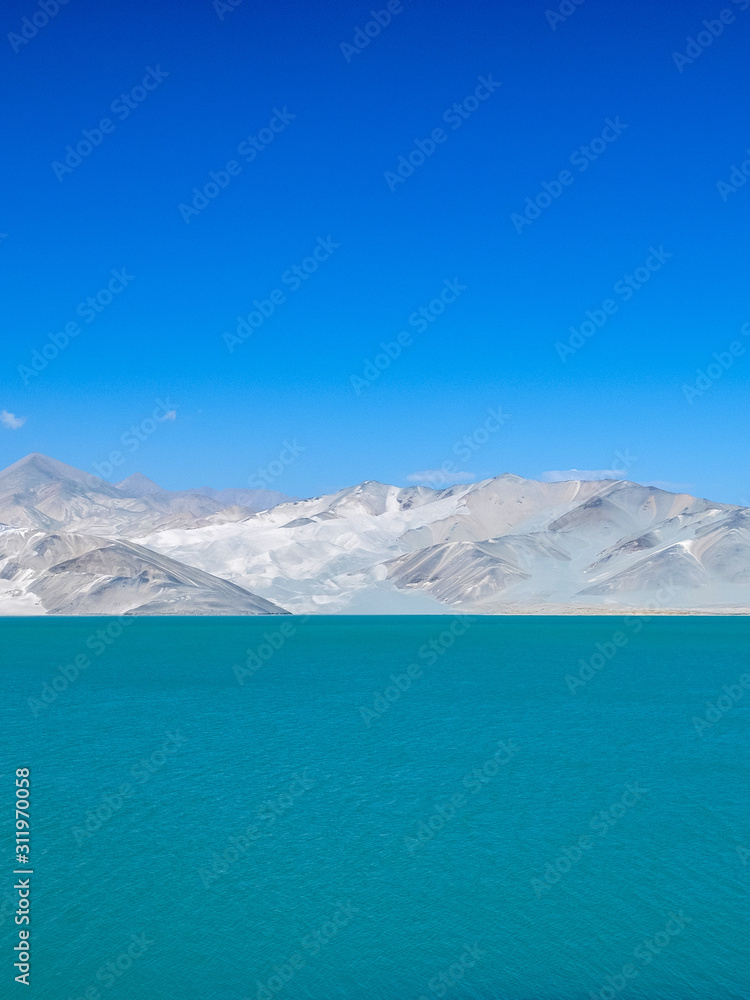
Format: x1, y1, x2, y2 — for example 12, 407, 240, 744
0, 455, 748, 615
143, 475, 750, 615
0, 453, 293, 536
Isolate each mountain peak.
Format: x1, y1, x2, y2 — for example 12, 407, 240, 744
0, 453, 107, 495
7, 452, 69, 473
116, 473, 163, 497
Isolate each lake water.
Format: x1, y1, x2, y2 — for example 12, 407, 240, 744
1, 615, 748, 999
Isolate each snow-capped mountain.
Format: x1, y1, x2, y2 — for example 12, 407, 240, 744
0, 526, 288, 616
0, 454, 748, 615
142, 475, 750, 614
0, 453, 293, 536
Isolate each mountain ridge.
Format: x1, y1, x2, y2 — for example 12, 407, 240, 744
0, 454, 747, 615
142, 473, 748, 614
0, 453, 294, 536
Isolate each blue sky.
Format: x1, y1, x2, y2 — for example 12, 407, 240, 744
1, 0, 749, 503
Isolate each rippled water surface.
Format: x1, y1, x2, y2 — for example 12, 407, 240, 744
1, 616, 748, 999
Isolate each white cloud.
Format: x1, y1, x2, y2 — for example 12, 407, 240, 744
642, 480, 694, 493
159, 410, 177, 422
0, 410, 26, 430
542, 468, 626, 483
407, 469, 477, 486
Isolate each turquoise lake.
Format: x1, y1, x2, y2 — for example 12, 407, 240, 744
1, 616, 748, 999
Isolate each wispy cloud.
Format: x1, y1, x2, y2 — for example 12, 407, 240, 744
407, 469, 477, 486
159, 409, 177, 422
0, 410, 26, 430
642, 480, 694, 493
542, 468, 626, 483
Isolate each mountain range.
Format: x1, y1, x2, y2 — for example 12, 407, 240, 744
0, 453, 748, 615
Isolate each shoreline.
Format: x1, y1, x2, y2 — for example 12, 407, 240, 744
0, 608, 748, 619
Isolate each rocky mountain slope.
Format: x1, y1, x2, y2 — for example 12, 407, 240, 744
0, 453, 292, 536
0, 524, 288, 616
142, 475, 750, 614
0, 454, 748, 615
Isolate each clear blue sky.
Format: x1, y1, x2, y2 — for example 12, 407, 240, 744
1, 0, 749, 503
